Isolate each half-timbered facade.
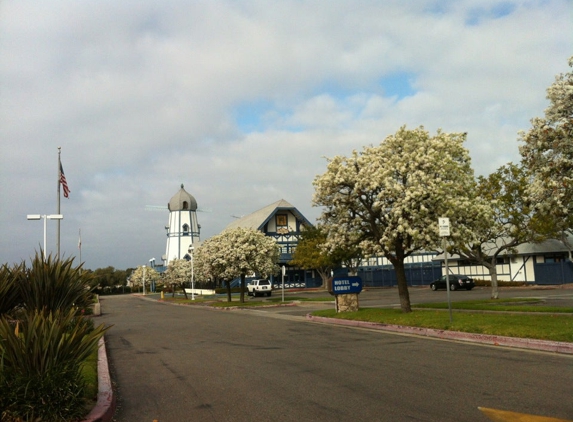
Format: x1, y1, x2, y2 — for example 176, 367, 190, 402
225, 199, 313, 264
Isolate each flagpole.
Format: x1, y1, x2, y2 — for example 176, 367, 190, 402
79, 228, 82, 264
57, 147, 61, 259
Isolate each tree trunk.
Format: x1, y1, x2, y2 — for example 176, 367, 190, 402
392, 259, 412, 313
488, 260, 499, 299
240, 274, 246, 303
226, 281, 232, 302
317, 268, 331, 291
181, 282, 189, 300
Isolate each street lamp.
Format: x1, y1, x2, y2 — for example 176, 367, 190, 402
27, 214, 63, 261
149, 258, 155, 292
188, 246, 195, 300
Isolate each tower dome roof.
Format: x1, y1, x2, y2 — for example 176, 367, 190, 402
168, 184, 197, 211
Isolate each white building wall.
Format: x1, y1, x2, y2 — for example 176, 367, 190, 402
165, 209, 200, 264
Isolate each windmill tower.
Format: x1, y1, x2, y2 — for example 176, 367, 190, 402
164, 184, 200, 264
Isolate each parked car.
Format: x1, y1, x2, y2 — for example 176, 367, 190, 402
247, 279, 272, 297
430, 275, 475, 291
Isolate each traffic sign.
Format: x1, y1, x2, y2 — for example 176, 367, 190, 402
439, 217, 450, 237
331, 276, 362, 294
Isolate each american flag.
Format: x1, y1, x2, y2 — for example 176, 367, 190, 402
59, 163, 70, 198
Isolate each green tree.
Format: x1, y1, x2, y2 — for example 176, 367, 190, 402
313, 126, 481, 313
290, 226, 338, 289
194, 227, 280, 303
519, 55, 573, 259
93, 266, 116, 289
450, 163, 540, 299
290, 226, 362, 289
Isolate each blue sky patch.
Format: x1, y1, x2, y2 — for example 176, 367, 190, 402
466, 2, 516, 25
233, 100, 274, 132
378, 73, 417, 99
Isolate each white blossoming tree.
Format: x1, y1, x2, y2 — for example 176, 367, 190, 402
519, 56, 573, 259
194, 238, 227, 293
451, 163, 541, 299
194, 227, 280, 303
163, 258, 193, 299
313, 126, 482, 313
129, 265, 160, 293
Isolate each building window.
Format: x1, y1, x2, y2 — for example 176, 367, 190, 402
276, 214, 287, 227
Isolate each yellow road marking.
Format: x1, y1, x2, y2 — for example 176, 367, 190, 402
479, 407, 573, 422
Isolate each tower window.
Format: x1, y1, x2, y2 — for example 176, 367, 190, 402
183, 201, 189, 210
183, 224, 189, 235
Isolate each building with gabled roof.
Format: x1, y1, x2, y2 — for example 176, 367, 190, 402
225, 199, 313, 264
223, 199, 323, 288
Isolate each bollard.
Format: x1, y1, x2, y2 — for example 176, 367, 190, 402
161, 291, 164, 299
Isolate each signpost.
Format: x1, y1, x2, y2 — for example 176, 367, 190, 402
281, 265, 286, 303
439, 217, 453, 322
331, 276, 363, 294
330, 276, 363, 312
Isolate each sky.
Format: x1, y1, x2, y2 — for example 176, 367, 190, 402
0, 0, 571, 271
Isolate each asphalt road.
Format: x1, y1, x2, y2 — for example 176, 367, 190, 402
99, 292, 573, 422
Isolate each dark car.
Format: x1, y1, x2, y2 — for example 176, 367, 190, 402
430, 275, 475, 291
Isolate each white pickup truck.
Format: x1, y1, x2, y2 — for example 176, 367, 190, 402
247, 279, 272, 297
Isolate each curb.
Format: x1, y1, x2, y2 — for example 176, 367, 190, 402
305, 315, 573, 355
83, 336, 116, 422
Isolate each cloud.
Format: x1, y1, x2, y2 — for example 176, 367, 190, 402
0, 0, 571, 269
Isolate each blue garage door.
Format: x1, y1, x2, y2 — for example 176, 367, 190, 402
534, 261, 573, 285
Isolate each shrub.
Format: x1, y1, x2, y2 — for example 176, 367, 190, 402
13, 253, 95, 315
0, 309, 109, 421
0, 264, 21, 316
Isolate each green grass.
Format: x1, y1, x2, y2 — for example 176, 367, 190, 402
160, 297, 211, 304
81, 349, 99, 401
267, 296, 334, 303
414, 298, 573, 313
210, 300, 291, 308
312, 307, 573, 342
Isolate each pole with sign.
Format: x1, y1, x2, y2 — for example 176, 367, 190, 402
281, 265, 285, 303
439, 218, 453, 323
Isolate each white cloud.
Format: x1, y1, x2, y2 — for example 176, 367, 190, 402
0, 0, 571, 269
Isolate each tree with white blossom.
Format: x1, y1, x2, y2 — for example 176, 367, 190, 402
194, 227, 280, 303
519, 56, 573, 259
313, 126, 483, 313
129, 265, 159, 293
163, 258, 193, 299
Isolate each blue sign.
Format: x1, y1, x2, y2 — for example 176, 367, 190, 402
331, 276, 362, 294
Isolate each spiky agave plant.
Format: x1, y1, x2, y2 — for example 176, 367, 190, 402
14, 252, 96, 315
0, 264, 22, 316
0, 308, 110, 421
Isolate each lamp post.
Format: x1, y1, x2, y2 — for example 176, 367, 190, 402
149, 258, 155, 292
142, 265, 146, 295
27, 214, 63, 261
188, 246, 195, 300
